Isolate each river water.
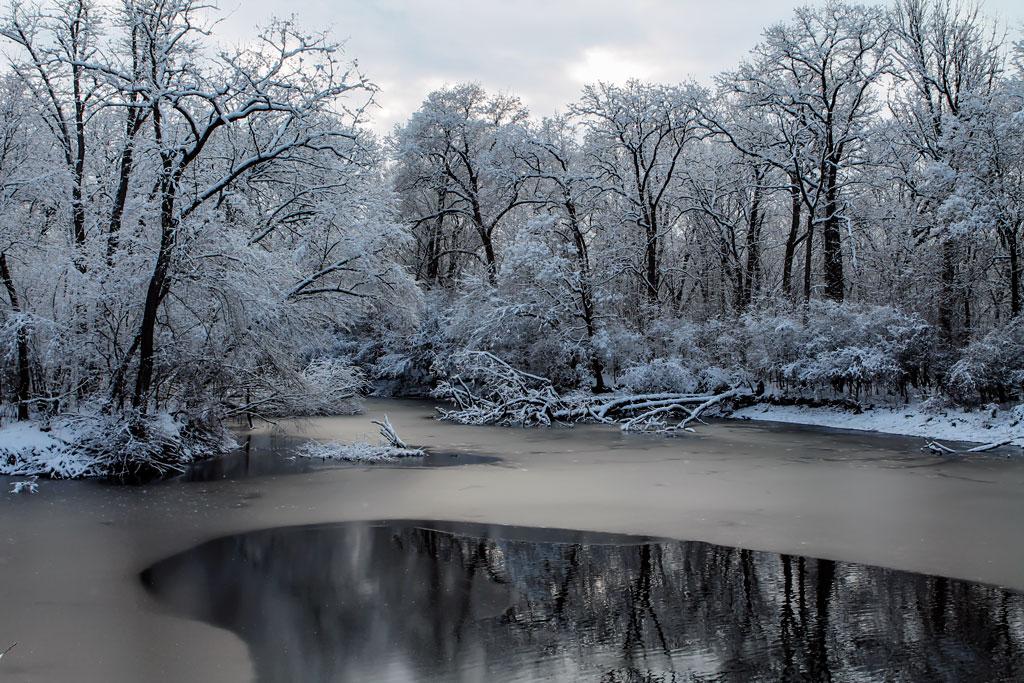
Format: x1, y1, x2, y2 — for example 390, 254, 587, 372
1, 399, 1023, 681
143, 520, 1024, 682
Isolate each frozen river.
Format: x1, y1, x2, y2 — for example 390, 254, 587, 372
1, 399, 1023, 681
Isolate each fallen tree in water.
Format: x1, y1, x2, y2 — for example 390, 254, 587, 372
297, 414, 425, 461
431, 351, 751, 433
923, 439, 1015, 455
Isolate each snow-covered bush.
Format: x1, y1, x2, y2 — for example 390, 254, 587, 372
759, 303, 933, 398
617, 357, 739, 395
618, 358, 702, 394
946, 318, 1024, 403
0, 410, 232, 481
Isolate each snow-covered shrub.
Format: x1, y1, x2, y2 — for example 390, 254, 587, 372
772, 302, 932, 398
946, 318, 1024, 403
618, 358, 702, 394
617, 357, 740, 394
0, 409, 232, 481
442, 288, 590, 391
227, 356, 366, 420
738, 309, 806, 381
592, 324, 646, 383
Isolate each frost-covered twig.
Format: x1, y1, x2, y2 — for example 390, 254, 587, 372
372, 415, 410, 449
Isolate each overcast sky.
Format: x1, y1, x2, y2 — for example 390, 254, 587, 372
218, 0, 1024, 133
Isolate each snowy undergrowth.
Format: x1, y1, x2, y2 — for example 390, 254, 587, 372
0, 412, 233, 480
296, 441, 425, 462
732, 402, 1024, 447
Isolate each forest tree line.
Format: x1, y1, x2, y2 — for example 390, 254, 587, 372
1, 0, 1023, 458
377, 0, 1024, 406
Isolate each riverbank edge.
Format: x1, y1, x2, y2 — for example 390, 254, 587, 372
730, 400, 1024, 449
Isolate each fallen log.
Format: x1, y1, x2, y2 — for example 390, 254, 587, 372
432, 350, 750, 433
924, 439, 1016, 455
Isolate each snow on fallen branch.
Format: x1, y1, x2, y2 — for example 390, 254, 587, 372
617, 388, 749, 434
296, 441, 424, 462
432, 350, 751, 433
923, 439, 1017, 455
297, 414, 425, 462
432, 351, 566, 427
9, 478, 38, 494
372, 415, 413, 449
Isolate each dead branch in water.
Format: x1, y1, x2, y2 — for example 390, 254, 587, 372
924, 439, 1015, 455
372, 415, 411, 449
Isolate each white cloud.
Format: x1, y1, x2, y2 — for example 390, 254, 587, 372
566, 46, 664, 85
215, 0, 1024, 134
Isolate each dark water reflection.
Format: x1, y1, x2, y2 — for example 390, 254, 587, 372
142, 521, 1024, 682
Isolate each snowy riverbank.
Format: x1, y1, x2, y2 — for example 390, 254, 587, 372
4, 399, 1022, 482
732, 402, 1024, 448
0, 413, 231, 479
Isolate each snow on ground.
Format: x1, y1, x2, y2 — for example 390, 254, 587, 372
296, 440, 426, 462
0, 419, 93, 478
731, 402, 1024, 448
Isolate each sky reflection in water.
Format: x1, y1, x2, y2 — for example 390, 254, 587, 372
142, 521, 1024, 682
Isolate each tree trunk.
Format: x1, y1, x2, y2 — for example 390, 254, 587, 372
821, 162, 844, 302
643, 201, 660, 304
132, 177, 177, 412
479, 226, 498, 285
566, 199, 607, 393
0, 252, 31, 420
107, 106, 142, 262
424, 188, 445, 283
938, 238, 958, 340
108, 25, 143, 262
803, 210, 814, 303
1007, 227, 1021, 317
741, 169, 764, 310
134, 97, 176, 412
782, 175, 802, 299
70, 48, 88, 273
467, 166, 497, 286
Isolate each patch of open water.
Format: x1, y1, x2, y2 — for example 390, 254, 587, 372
142, 520, 1024, 682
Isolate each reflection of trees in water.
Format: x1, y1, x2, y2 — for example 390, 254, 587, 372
143, 522, 1024, 682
